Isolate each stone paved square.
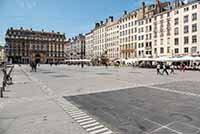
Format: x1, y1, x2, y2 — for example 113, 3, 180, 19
1, 65, 200, 134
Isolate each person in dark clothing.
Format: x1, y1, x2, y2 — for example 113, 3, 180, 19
30, 61, 34, 72
33, 61, 37, 72
156, 63, 162, 75
162, 64, 169, 75
170, 64, 175, 74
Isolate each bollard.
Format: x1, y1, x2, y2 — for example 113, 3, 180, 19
2, 68, 7, 91
0, 87, 3, 98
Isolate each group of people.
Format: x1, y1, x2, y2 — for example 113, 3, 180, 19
156, 63, 175, 75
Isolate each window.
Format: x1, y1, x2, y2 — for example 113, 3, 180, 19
167, 47, 170, 53
149, 26, 152, 31
175, 48, 179, 54
184, 25, 189, 33
192, 4, 197, 9
167, 12, 170, 17
192, 35, 197, 43
174, 27, 179, 35
184, 15, 189, 23
192, 13, 197, 21
167, 38, 170, 44
161, 39, 163, 45
184, 36, 189, 44
174, 10, 179, 15
174, 18, 179, 25
184, 47, 189, 53
160, 47, 164, 54
154, 48, 157, 54
175, 38, 179, 45
184, 7, 189, 12
192, 24, 197, 32
153, 40, 157, 46
191, 46, 197, 54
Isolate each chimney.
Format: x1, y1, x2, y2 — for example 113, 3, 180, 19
42, 29, 44, 32
155, 0, 161, 13
100, 21, 104, 25
95, 22, 100, 28
124, 10, 127, 15
52, 30, 54, 33
174, 0, 180, 8
20, 27, 23, 30
109, 16, 114, 22
30, 28, 33, 31
141, 0, 145, 18
106, 18, 108, 23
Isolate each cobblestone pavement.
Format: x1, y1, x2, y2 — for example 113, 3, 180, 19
0, 65, 200, 134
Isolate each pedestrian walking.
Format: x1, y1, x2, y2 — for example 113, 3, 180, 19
30, 61, 34, 72
162, 64, 169, 75
170, 64, 175, 74
180, 63, 183, 72
33, 61, 37, 72
182, 63, 186, 72
156, 63, 162, 75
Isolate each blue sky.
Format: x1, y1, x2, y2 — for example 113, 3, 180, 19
0, 0, 170, 43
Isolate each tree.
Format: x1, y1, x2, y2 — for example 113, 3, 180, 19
100, 50, 109, 66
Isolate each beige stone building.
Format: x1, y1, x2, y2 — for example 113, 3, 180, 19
152, 10, 171, 58
66, 34, 86, 60
85, 31, 94, 60
105, 17, 120, 60
171, 1, 200, 57
85, 16, 119, 60
119, 11, 138, 59
93, 21, 106, 58
85, 0, 200, 60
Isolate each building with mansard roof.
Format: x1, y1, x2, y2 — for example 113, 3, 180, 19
5, 27, 65, 64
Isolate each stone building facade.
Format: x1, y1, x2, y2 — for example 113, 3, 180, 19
5, 28, 65, 64
85, 31, 94, 60
85, 16, 119, 60
85, 0, 200, 60
65, 34, 86, 60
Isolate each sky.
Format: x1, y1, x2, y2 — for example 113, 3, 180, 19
0, 0, 171, 44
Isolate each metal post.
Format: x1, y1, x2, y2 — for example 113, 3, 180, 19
2, 68, 7, 91
81, 44, 84, 68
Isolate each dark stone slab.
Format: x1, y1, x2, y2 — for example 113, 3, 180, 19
64, 86, 200, 134
168, 121, 200, 134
